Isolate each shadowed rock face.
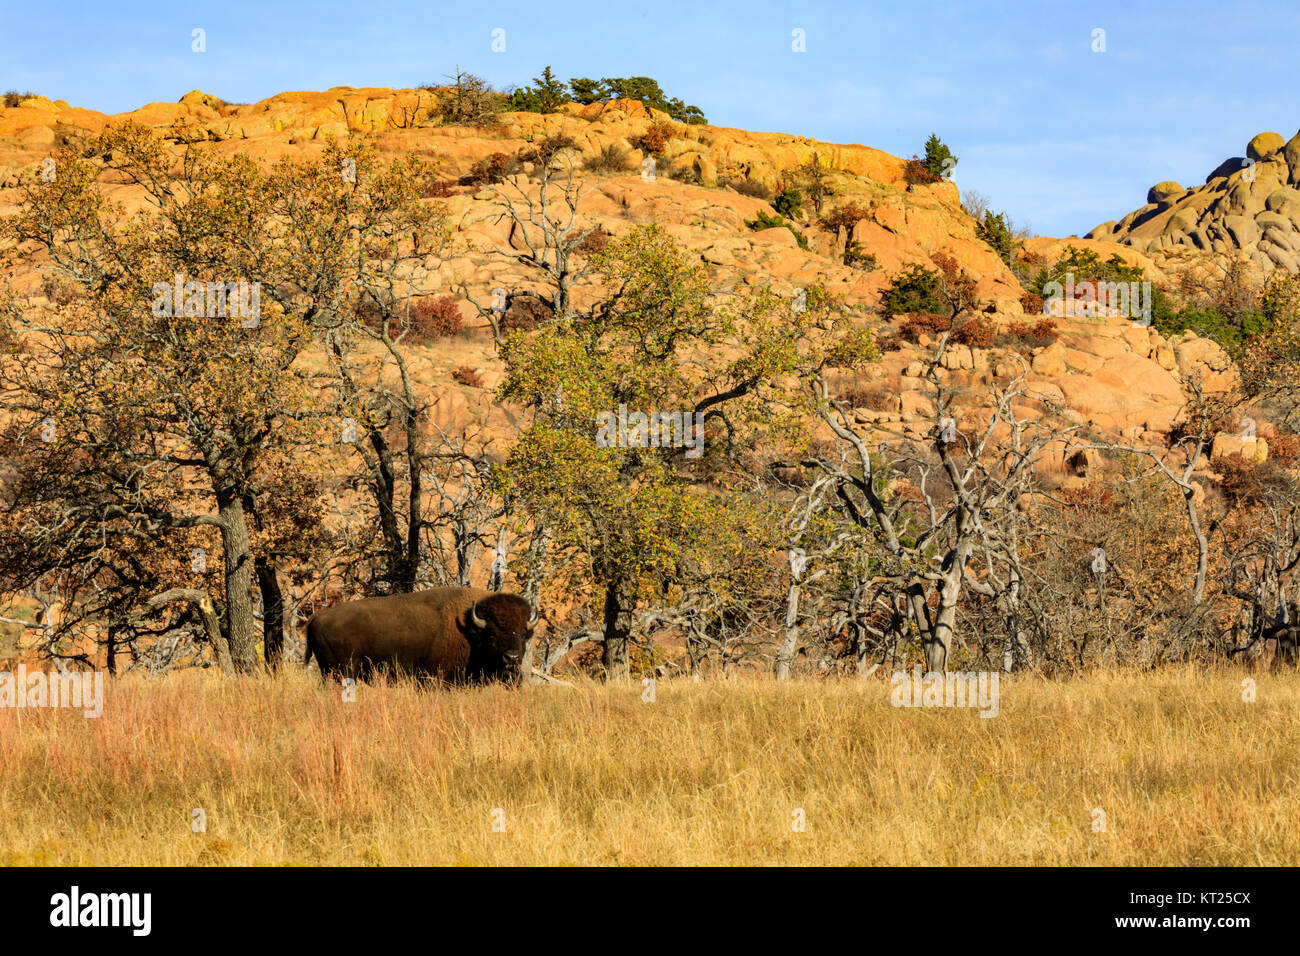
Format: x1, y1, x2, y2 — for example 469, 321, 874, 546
304, 587, 532, 684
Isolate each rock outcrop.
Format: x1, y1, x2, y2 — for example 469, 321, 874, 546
1089, 128, 1300, 277
0, 87, 1273, 460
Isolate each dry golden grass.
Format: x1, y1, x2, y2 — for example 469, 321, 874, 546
1, 666, 1296, 865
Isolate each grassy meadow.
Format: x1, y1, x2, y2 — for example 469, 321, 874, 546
1, 667, 1296, 866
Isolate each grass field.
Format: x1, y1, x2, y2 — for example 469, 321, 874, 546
1, 667, 1296, 865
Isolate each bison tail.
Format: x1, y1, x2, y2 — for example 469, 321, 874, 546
303, 630, 316, 669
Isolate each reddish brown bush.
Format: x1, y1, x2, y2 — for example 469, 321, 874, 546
1214, 457, 1296, 506
1020, 290, 1045, 314
1004, 318, 1058, 349
1059, 482, 1118, 514
950, 315, 995, 348
821, 200, 874, 234
423, 179, 458, 198
1267, 429, 1300, 465
460, 152, 512, 186
501, 295, 553, 332
1168, 406, 1235, 446
903, 155, 941, 186
357, 295, 463, 343
406, 295, 464, 341
896, 311, 991, 348
632, 121, 676, 156
898, 311, 951, 342
574, 226, 614, 258
451, 365, 484, 387
931, 252, 980, 315
838, 383, 897, 411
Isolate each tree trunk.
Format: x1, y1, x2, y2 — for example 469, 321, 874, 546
1182, 484, 1209, 605
105, 623, 118, 677
217, 492, 259, 673
926, 602, 956, 673
255, 553, 285, 670
775, 579, 801, 680
601, 578, 634, 680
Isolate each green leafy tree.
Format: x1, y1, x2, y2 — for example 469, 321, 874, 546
496, 225, 851, 677
0, 125, 446, 672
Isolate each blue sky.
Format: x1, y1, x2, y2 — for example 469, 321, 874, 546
4, 0, 1300, 237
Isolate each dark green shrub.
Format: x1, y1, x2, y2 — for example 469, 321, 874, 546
744, 211, 809, 250
845, 243, 877, 271
772, 188, 804, 219
569, 78, 604, 105
881, 264, 945, 317
1152, 304, 1266, 353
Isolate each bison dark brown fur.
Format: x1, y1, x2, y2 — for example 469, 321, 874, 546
304, 587, 534, 685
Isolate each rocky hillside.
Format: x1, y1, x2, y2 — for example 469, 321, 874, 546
0, 87, 1275, 481
1088, 128, 1300, 279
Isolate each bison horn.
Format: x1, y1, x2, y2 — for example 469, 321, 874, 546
470, 601, 486, 629
527, 605, 540, 630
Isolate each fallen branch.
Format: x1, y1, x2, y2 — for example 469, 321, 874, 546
530, 668, 576, 688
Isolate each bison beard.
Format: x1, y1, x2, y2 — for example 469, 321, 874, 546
304, 587, 535, 685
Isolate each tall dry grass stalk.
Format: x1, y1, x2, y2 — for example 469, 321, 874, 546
1, 667, 1295, 865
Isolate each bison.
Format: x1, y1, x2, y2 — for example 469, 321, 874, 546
1261, 622, 1299, 670
304, 587, 536, 685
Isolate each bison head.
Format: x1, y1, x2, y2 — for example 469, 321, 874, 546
465, 593, 536, 682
